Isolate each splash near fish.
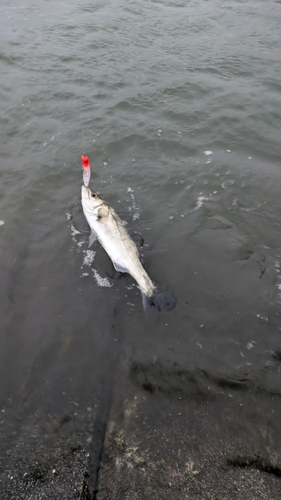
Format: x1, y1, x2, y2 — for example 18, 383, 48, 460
80, 157, 176, 317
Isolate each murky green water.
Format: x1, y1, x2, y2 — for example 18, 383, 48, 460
1, 0, 281, 488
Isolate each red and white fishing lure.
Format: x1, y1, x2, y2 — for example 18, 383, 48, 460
81, 154, 91, 187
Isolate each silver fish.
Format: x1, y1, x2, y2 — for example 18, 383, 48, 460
81, 185, 176, 316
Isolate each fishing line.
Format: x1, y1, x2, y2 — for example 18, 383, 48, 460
81, 100, 86, 155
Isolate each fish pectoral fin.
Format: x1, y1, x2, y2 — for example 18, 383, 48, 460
112, 261, 128, 274
88, 231, 97, 248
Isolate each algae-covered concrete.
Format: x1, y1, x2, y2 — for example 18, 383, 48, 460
96, 362, 281, 500
1, 358, 281, 499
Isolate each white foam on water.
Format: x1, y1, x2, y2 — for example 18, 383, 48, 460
194, 194, 209, 211
92, 269, 113, 287
71, 223, 81, 242
82, 249, 96, 267
0, 220, 5, 226
77, 240, 86, 248
246, 341, 255, 350
71, 223, 81, 236
256, 313, 268, 321
65, 212, 71, 221
203, 150, 213, 156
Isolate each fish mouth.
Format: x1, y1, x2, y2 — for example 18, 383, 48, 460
81, 184, 90, 199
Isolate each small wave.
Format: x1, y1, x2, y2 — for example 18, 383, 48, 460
127, 187, 140, 221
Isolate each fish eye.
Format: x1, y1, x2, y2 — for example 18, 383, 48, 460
91, 192, 97, 198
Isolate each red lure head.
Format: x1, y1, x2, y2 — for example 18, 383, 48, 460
81, 155, 90, 169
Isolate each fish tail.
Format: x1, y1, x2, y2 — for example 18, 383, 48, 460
141, 291, 177, 318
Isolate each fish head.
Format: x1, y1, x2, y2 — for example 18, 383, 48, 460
81, 185, 104, 215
